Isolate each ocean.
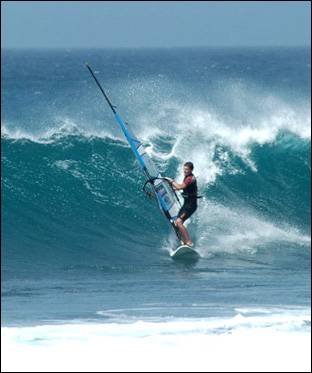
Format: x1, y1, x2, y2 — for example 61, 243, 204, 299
1, 47, 311, 372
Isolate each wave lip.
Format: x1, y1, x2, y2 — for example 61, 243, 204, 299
1, 119, 123, 144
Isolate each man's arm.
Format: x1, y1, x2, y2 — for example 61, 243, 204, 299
163, 177, 186, 190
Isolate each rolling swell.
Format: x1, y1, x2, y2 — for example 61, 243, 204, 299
1, 129, 311, 271
1, 133, 165, 271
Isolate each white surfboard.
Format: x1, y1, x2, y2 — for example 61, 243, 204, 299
171, 245, 200, 259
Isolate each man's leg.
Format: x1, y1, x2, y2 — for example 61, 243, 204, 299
176, 217, 193, 246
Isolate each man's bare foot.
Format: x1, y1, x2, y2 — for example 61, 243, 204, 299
186, 241, 194, 247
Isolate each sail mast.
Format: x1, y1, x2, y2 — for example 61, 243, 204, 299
85, 62, 182, 241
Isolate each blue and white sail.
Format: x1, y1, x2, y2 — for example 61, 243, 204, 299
85, 63, 182, 241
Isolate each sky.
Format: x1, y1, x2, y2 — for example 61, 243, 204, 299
1, 1, 311, 48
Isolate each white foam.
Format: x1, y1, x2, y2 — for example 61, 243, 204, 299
136, 93, 310, 184
195, 200, 311, 256
1, 309, 310, 372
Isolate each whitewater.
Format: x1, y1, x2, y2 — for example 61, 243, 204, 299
1, 47, 311, 371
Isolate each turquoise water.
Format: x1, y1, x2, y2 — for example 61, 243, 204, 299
1, 47, 311, 371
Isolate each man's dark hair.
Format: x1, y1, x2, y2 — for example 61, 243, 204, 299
184, 162, 194, 170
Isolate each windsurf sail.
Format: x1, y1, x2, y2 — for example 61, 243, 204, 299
85, 62, 182, 241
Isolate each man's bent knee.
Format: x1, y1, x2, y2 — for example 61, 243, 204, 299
176, 218, 184, 227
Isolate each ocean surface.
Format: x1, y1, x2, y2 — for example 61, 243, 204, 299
1, 47, 311, 372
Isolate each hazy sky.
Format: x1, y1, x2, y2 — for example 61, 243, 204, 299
1, 1, 311, 48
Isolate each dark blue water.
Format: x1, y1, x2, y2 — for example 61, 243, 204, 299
1, 48, 311, 329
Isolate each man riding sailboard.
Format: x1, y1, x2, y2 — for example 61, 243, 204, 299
85, 62, 200, 257
164, 162, 198, 247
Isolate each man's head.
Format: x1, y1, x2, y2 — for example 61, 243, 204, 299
183, 162, 194, 176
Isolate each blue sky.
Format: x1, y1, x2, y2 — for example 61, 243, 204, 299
1, 1, 311, 48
